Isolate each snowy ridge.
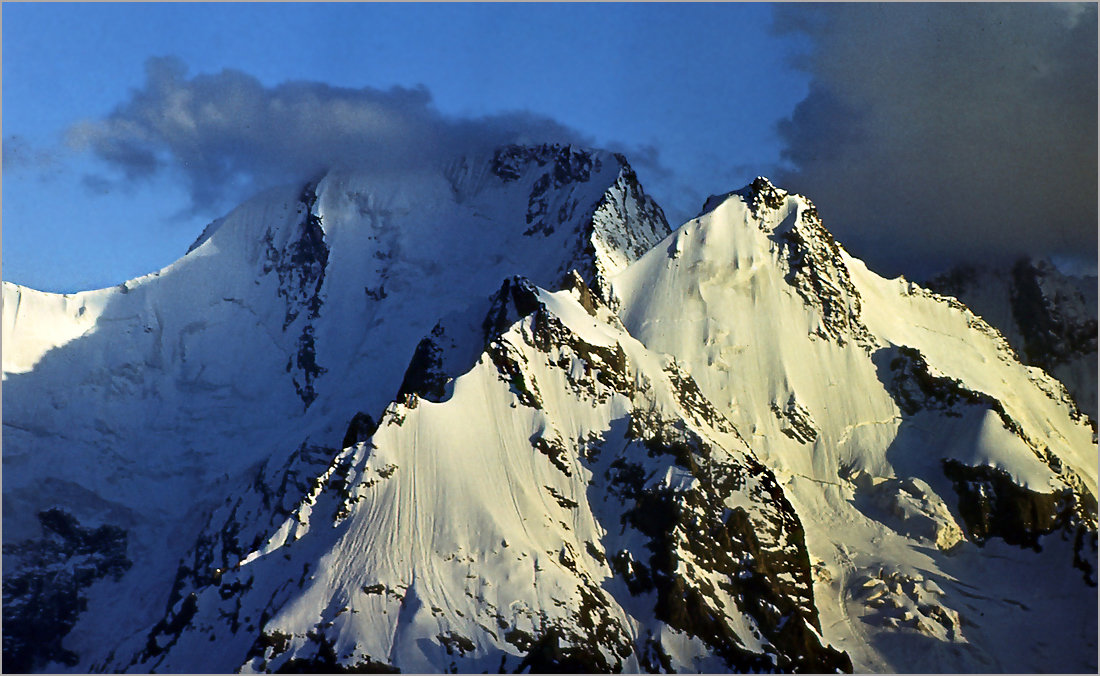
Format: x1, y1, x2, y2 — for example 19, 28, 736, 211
2, 159, 1096, 673
2, 283, 110, 376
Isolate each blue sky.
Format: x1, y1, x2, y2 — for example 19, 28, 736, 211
3, 3, 810, 292
4, 3, 1096, 292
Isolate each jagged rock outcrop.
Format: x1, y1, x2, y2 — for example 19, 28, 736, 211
3, 511, 132, 673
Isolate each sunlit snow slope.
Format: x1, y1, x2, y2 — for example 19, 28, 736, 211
3, 158, 1095, 673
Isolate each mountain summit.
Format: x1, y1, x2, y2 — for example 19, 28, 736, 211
3, 148, 1096, 673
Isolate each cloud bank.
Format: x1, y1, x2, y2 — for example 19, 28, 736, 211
773, 3, 1097, 277
67, 57, 597, 214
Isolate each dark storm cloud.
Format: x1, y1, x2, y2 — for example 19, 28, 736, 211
772, 3, 1097, 277
66, 57, 602, 214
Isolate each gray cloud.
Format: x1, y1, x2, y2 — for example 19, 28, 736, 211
67, 57, 605, 215
772, 3, 1097, 277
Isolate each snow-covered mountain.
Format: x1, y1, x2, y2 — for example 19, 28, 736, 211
925, 259, 1098, 422
3, 150, 1096, 673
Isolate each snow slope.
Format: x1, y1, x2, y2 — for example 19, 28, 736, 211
3, 162, 1095, 673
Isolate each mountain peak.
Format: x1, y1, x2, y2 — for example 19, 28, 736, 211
4, 150, 1096, 673
698, 175, 791, 218
489, 143, 608, 184
674, 177, 872, 349
736, 175, 788, 211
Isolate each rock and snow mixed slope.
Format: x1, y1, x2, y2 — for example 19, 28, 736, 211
3, 152, 1096, 673
925, 259, 1098, 422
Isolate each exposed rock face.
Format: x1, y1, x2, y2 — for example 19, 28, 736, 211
1009, 260, 1097, 368
396, 324, 450, 403
3, 511, 132, 673
261, 184, 330, 407
881, 344, 1096, 559
584, 158, 670, 301
491, 144, 598, 187
880, 345, 1000, 416
490, 144, 671, 305
942, 460, 1087, 549
772, 394, 819, 444
341, 413, 378, 450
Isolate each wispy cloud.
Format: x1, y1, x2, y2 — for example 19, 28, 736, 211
65, 57, 602, 215
3, 135, 66, 179
773, 3, 1097, 276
